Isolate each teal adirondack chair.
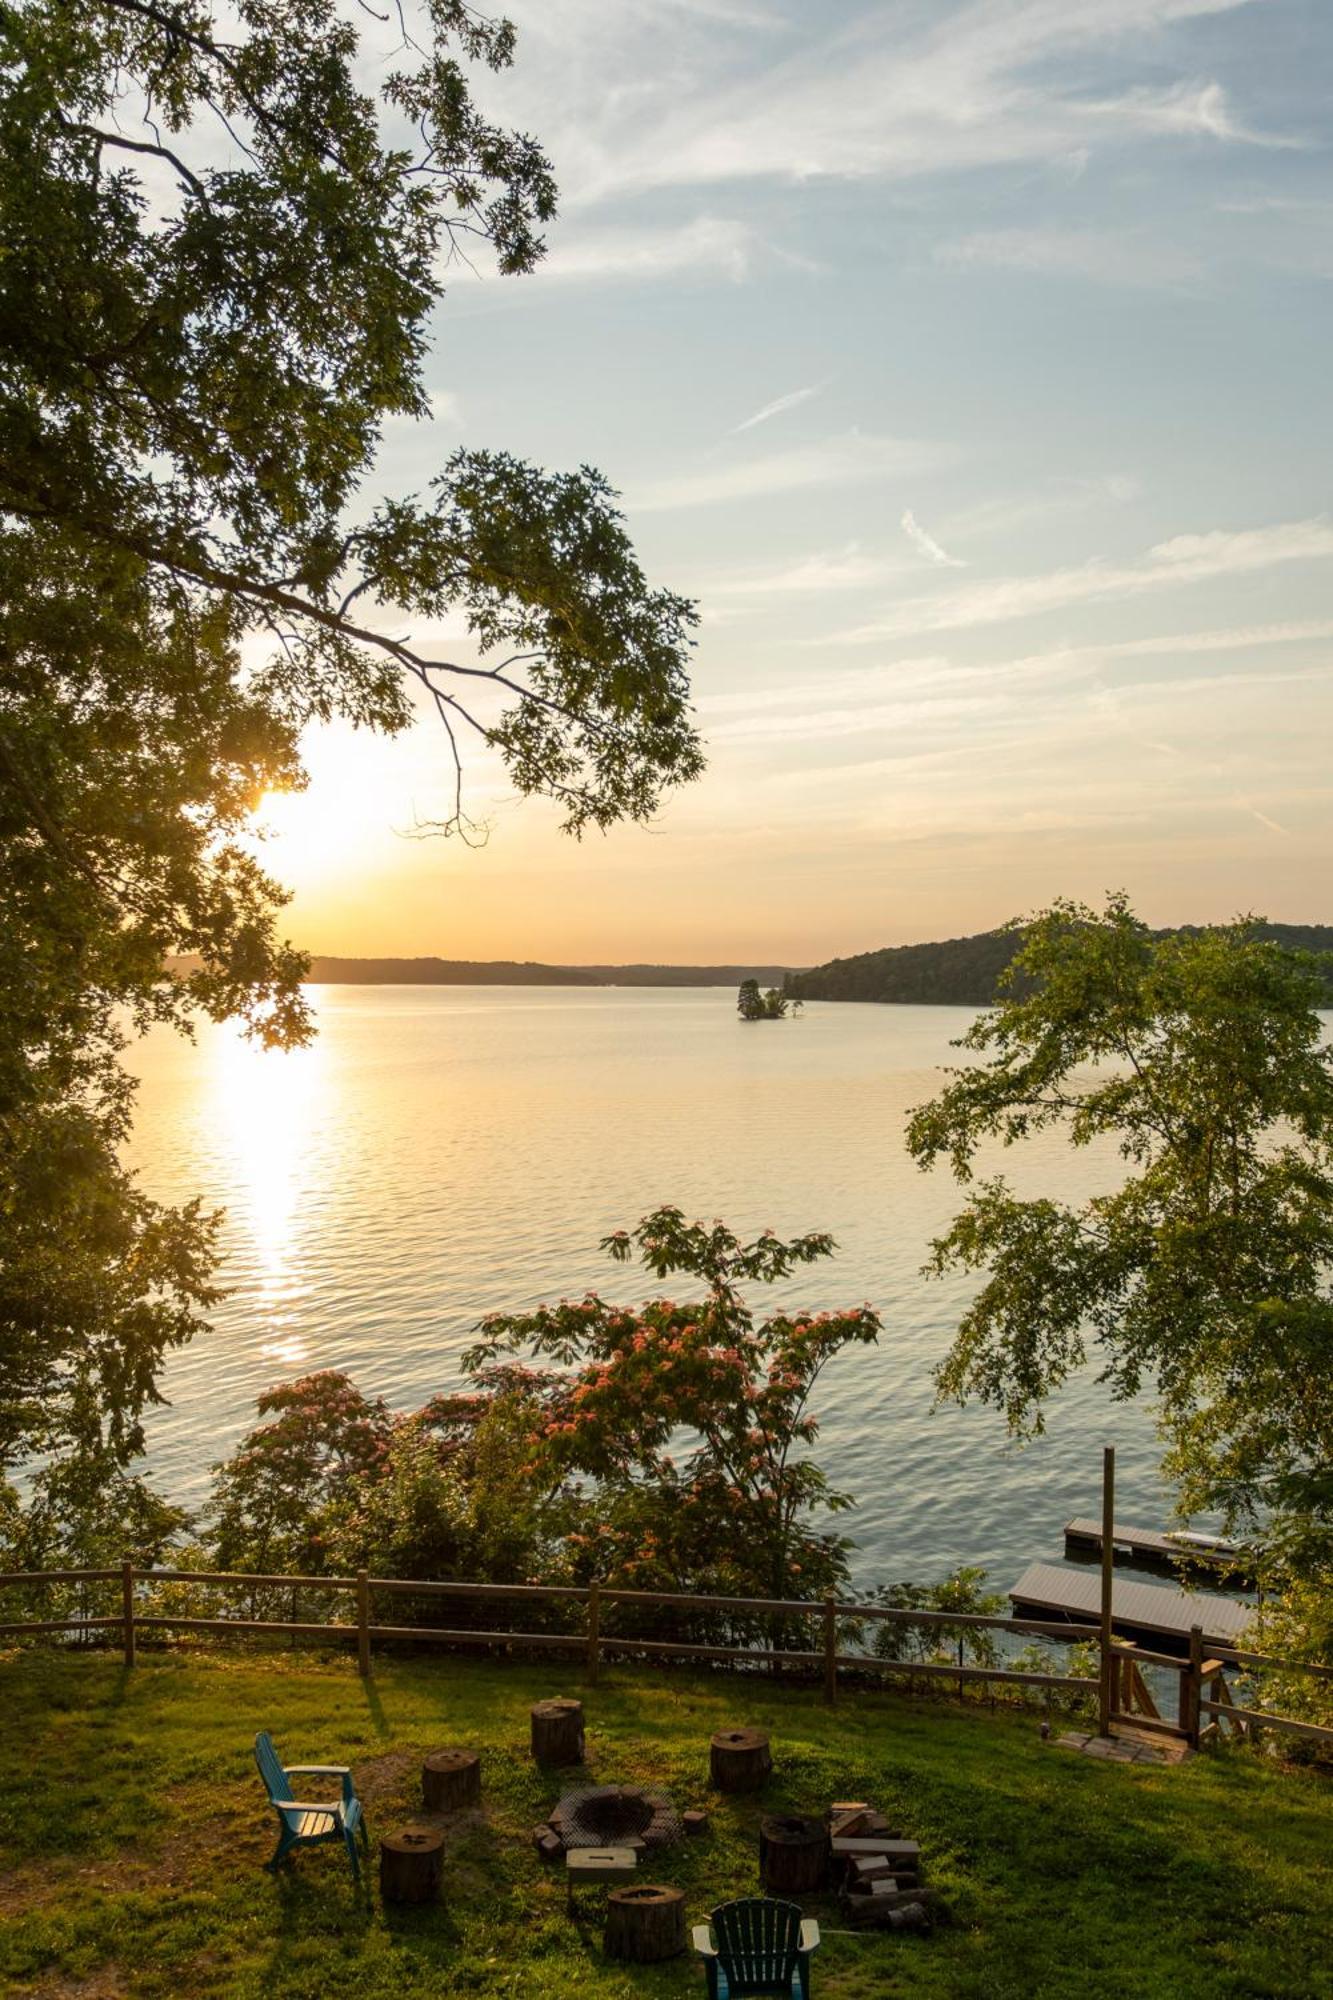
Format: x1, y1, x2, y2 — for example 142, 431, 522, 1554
692, 1897, 821, 1999
254, 1731, 368, 1880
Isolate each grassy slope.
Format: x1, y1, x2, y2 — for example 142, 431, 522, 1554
1, 1648, 1330, 2000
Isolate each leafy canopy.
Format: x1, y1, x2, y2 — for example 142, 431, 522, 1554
908, 894, 1333, 1526
0, 0, 702, 1474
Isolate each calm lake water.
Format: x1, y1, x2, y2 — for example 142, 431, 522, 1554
126, 986, 1172, 1592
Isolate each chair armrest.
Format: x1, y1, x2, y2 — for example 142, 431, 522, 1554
285, 1765, 356, 1803
273, 1798, 342, 1815
799, 1918, 821, 1954
691, 1926, 717, 1958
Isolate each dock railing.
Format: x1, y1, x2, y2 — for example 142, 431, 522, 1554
2, 1560, 1331, 1747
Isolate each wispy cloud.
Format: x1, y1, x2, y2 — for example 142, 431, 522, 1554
730, 382, 825, 434
830, 516, 1333, 643
1243, 801, 1290, 835
1085, 77, 1294, 147
935, 226, 1205, 289
901, 509, 964, 568
547, 0, 1280, 204
630, 431, 953, 513
713, 543, 902, 596
534, 214, 760, 285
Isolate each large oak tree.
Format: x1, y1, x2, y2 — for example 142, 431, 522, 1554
0, 0, 703, 1478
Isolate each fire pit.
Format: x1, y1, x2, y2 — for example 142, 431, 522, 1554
552, 1784, 681, 1851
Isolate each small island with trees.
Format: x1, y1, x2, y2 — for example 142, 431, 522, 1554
737, 978, 801, 1021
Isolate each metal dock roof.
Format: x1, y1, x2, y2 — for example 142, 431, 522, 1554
1009, 1561, 1252, 1652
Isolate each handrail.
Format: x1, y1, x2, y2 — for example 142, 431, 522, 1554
1196, 1644, 1333, 1683
1199, 1699, 1333, 1745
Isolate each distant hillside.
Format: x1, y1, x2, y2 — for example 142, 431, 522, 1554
166, 956, 796, 988
787, 924, 1333, 1007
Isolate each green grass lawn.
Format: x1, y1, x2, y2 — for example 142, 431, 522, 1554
1, 1646, 1330, 1999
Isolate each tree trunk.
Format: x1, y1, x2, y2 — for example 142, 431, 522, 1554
709, 1726, 771, 1793
378, 1826, 444, 1905
422, 1748, 481, 1813
603, 1884, 687, 1962
759, 1813, 829, 1895
530, 1698, 585, 1766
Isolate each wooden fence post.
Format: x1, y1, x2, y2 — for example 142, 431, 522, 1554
356, 1569, 371, 1677
1098, 1445, 1115, 1736
823, 1596, 837, 1706
1182, 1623, 1203, 1748
586, 1579, 601, 1686
121, 1557, 136, 1669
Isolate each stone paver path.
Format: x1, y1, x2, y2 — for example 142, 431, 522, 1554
1055, 1727, 1192, 1767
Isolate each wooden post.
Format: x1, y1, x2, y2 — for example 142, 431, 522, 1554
379, 1826, 444, 1904
1098, 1445, 1115, 1735
709, 1727, 771, 1793
422, 1749, 481, 1813
586, 1578, 601, 1686
823, 1595, 837, 1706
1182, 1623, 1203, 1749
760, 1813, 830, 1895
603, 1885, 687, 1963
121, 1557, 136, 1669
531, 1697, 585, 1766
356, 1568, 371, 1677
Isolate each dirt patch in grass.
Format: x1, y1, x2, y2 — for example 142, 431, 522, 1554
0, 1800, 266, 1915
14, 1966, 127, 1998
347, 1747, 419, 1809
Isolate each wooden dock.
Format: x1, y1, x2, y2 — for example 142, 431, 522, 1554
1063, 1517, 1252, 1584
1009, 1562, 1252, 1656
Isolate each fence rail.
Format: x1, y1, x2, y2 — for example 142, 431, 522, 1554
0, 1561, 1104, 1703
7, 1449, 1328, 1746
3, 1559, 1331, 1748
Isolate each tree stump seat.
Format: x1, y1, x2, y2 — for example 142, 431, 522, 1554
604, 1883, 687, 1962
759, 1813, 830, 1895
531, 1698, 585, 1766
379, 1825, 444, 1905
708, 1726, 771, 1793
422, 1748, 481, 1813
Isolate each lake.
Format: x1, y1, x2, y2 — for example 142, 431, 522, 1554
126, 986, 1171, 1591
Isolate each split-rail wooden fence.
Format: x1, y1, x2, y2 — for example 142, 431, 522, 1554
3, 1451, 1329, 1751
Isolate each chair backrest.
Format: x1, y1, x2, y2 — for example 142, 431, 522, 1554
711, 1898, 802, 1996
254, 1731, 288, 1804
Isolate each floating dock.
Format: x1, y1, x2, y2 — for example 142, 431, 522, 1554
1063, 1517, 1253, 1585
1009, 1561, 1252, 1656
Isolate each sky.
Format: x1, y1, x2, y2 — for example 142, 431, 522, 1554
261, 0, 1333, 967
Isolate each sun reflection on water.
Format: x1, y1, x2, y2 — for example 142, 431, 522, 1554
210, 1022, 325, 1363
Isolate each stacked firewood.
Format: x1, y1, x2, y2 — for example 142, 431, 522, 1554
827, 1801, 932, 1931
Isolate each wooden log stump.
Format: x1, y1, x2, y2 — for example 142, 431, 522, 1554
709, 1727, 771, 1794
422, 1748, 481, 1813
682, 1808, 710, 1837
759, 1813, 829, 1896
603, 1884, 687, 1963
379, 1825, 444, 1905
531, 1698, 585, 1766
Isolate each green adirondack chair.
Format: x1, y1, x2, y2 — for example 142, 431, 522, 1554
254, 1730, 368, 1881
692, 1896, 821, 1999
